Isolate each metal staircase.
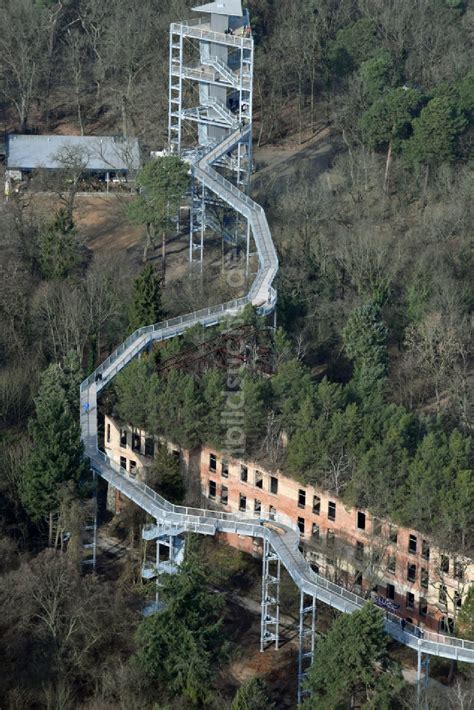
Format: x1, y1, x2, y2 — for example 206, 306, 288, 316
201, 54, 247, 89
80, 4, 474, 703
202, 96, 239, 128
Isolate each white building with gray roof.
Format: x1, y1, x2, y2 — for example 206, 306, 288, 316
6, 134, 140, 176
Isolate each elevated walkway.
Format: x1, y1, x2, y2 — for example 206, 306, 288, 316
80, 18, 474, 672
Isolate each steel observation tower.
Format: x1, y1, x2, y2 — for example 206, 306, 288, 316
168, 1, 255, 271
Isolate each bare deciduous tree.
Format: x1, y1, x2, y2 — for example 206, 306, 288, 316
0, 0, 47, 131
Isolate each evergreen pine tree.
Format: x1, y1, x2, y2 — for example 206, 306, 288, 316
231, 677, 274, 710
36, 208, 80, 280
405, 94, 468, 167
202, 369, 226, 446
303, 603, 404, 709
134, 546, 226, 704
343, 302, 388, 398
147, 444, 184, 503
128, 155, 190, 270
457, 586, 474, 640
128, 263, 164, 333
21, 362, 87, 543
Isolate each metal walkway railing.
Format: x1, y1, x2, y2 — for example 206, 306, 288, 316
79, 24, 474, 667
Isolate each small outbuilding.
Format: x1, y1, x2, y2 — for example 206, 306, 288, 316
5, 134, 140, 190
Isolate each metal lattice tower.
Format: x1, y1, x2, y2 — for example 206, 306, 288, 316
297, 592, 317, 704
168, 1, 254, 267
260, 538, 281, 651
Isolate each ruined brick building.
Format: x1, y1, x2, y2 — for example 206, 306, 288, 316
104, 415, 472, 634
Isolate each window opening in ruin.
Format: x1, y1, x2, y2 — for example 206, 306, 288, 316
440, 555, 449, 574
120, 456, 127, 470
120, 429, 127, 448
357, 511, 366, 530
239, 493, 247, 511
328, 501, 336, 521
255, 470, 263, 488
297, 517, 305, 534
270, 476, 278, 494
421, 539, 430, 560
222, 460, 229, 478
106, 423, 110, 443
387, 555, 396, 574
408, 534, 417, 555
209, 453, 217, 471
254, 499, 261, 514
419, 598, 427, 616
313, 495, 321, 514
145, 437, 154, 457
131, 431, 140, 453
421, 568, 429, 588
407, 564, 417, 583
209, 480, 216, 499
298, 489, 306, 508
454, 591, 462, 608
269, 505, 276, 521
406, 592, 415, 609
386, 583, 395, 600
240, 465, 248, 483
129, 460, 137, 477
221, 485, 228, 505
311, 523, 319, 541
441, 616, 454, 634
327, 529, 335, 546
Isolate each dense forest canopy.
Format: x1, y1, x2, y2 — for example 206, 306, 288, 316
0, 0, 473, 707
111, 311, 473, 554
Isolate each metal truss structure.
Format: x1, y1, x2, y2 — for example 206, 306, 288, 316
260, 538, 281, 651
297, 592, 317, 704
168, 4, 254, 269
154, 324, 273, 377
79, 2, 474, 705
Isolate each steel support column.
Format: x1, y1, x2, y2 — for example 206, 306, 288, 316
189, 175, 194, 264
246, 220, 250, 277
92, 470, 98, 569
416, 646, 430, 709
82, 469, 98, 570
260, 538, 280, 652
155, 523, 161, 604
297, 591, 316, 706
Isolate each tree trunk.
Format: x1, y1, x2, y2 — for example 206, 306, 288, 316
121, 95, 128, 139
76, 79, 84, 136
383, 141, 392, 195
49, 510, 54, 547
447, 659, 457, 684
19, 97, 27, 133
162, 230, 166, 285
143, 222, 153, 263
422, 163, 430, 206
